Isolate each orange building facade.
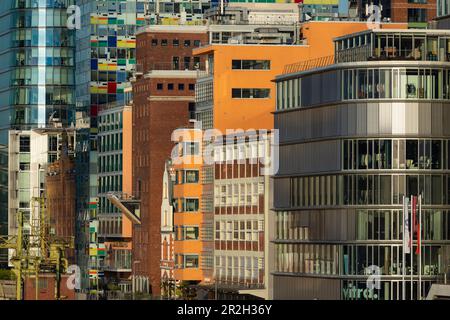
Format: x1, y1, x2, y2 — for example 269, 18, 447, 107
169, 126, 213, 297
98, 103, 133, 294
194, 21, 407, 133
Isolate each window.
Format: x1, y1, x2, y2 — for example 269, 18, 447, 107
232, 60, 271, 70
184, 255, 199, 268
151, 39, 158, 46
232, 88, 270, 99
168, 83, 174, 91
188, 83, 195, 91
194, 40, 201, 47
408, 8, 427, 22
184, 226, 199, 240
49, 136, 58, 152
184, 40, 191, 47
343, 139, 392, 170
431, 140, 442, 169
185, 170, 199, 183
406, 140, 419, 169
173, 39, 179, 46
193, 57, 200, 68
172, 56, 179, 70
161, 39, 168, 46
343, 68, 443, 100
181, 142, 199, 156
178, 83, 185, 91
184, 56, 190, 69
183, 198, 199, 212
157, 83, 163, 90
232, 60, 241, 69
20, 162, 30, 171
19, 136, 30, 152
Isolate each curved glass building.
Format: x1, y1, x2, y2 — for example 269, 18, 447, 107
273, 29, 450, 300
0, 0, 75, 265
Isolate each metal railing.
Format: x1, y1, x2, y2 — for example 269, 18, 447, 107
283, 55, 335, 74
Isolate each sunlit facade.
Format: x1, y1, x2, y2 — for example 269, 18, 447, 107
273, 29, 450, 300
0, 0, 76, 266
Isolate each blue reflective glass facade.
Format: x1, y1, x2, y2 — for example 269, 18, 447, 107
0, 0, 76, 266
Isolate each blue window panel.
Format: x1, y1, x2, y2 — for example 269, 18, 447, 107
117, 71, 126, 83
91, 59, 98, 70
116, 93, 125, 103
108, 36, 117, 47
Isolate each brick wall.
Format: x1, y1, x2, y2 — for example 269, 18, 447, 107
132, 76, 194, 295
137, 31, 208, 72
24, 275, 76, 300
390, 0, 436, 23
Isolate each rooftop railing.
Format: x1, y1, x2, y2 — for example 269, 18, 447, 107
283, 55, 335, 74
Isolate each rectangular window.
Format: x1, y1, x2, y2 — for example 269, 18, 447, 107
172, 56, 179, 70
184, 226, 199, 240
232, 60, 271, 70
183, 198, 199, 212
184, 56, 190, 69
184, 255, 199, 268
19, 162, 30, 171
231, 88, 270, 99
181, 142, 199, 156
408, 8, 427, 22
19, 136, 30, 152
185, 170, 199, 183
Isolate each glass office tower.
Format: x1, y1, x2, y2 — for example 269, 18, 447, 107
273, 29, 450, 300
0, 0, 75, 266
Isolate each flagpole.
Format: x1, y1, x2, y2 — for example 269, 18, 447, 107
402, 195, 406, 300
418, 194, 422, 299
410, 194, 413, 300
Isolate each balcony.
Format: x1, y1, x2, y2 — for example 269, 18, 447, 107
335, 30, 450, 64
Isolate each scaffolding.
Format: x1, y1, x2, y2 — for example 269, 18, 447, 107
0, 197, 74, 300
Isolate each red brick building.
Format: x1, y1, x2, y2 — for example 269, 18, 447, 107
363, 0, 436, 25
136, 25, 208, 73
46, 139, 76, 264
131, 25, 208, 296
24, 274, 76, 300
390, 0, 436, 25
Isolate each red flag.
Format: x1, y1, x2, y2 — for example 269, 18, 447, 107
410, 196, 416, 249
